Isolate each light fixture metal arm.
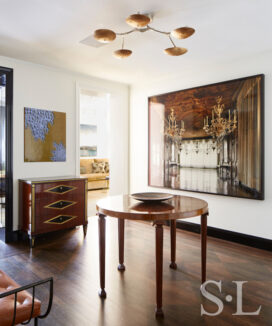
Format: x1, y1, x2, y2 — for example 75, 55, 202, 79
115, 28, 137, 36
148, 25, 177, 47
168, 35, 176, 47
115, 25, 172, 37
147, 25, 170, 35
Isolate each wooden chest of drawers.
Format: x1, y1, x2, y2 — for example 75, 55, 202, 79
19, 176, 88, 247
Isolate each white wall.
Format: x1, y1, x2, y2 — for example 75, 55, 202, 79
130, 51, 272, 240
0, 55, 129, 230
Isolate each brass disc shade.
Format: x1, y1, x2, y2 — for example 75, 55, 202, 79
164, 47, 188, 56
171, 27, 195, 39
113, 49, 132, 59
126, 14, 150, 28
94, 29, 116, 43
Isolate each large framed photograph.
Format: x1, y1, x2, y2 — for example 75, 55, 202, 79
148, 75, 264, 200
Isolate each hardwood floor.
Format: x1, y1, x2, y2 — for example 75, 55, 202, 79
0, 217, 271, 326
87, 189, 109, 216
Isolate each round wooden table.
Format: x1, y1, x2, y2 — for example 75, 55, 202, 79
96, 194, 209, 317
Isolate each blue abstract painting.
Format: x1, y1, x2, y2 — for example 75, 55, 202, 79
51, 142, 66, 162
24, 107, 66, 162
25, 108, 54, 141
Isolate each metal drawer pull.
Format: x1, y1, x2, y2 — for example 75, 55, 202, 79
44, 200, 76, 210
45, 185, 76, 194
44, 215, 77, 224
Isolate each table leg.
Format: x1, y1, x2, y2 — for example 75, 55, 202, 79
118, 219, 125, 271
98, 214, 107, 298
201, 213, 208, 284
169, 220, 177, 269
155, 222, 164, 318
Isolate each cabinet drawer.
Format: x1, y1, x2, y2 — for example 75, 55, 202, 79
35, 190, 85, 210
34, 180, 85, 200
34, 202, 85, 233
34, 214, 83, 234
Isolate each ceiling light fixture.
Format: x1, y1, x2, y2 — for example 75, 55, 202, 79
93, 13, 195, 59
113, 37, 132, 59
93, 29, 116, 43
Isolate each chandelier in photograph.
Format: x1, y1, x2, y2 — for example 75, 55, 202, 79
203, 96, 237, 140
165, 108, 185, 141
93, 13, 195, 58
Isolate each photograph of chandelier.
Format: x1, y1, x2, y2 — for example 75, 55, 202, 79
148, 74, 264, 199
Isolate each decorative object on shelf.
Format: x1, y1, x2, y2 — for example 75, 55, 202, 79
19, 177, 88, 247
93, 12, 195, 58
203, 96, 237, 140
24, 108, 66, 162
131, 192, 173, 202
148, 74, 264, 200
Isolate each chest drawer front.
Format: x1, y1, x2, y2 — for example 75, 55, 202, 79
34, 180, 85, 201
32, 179, 86, 234
35, 190, 85, 210
35, 214, 83, 234
34, 201, 85, 233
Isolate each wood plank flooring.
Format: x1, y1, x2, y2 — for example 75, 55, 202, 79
0, 217, 271, 326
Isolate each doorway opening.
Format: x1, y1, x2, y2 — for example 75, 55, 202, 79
0, 67, 13, 243
79, 89, 110, 215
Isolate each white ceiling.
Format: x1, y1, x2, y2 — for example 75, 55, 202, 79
0, 0, 271, 85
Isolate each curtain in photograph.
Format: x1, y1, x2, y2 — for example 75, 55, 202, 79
237, 76, 262, 193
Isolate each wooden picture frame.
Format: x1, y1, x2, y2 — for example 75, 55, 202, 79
148, 74, 264, 200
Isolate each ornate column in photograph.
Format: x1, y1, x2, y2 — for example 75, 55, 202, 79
164, 108, 185, 180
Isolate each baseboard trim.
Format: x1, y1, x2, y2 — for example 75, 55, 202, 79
175, 221, 272, 252
5, 230, 19, 243
5, 224, 271, 251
